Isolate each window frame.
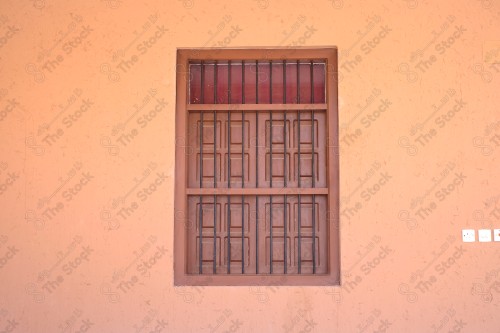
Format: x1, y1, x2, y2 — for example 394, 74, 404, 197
174, 47, 339, 286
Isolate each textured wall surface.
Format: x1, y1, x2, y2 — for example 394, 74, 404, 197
0, 0, 499, 332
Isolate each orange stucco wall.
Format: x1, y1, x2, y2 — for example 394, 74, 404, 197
0, 0, 499, 332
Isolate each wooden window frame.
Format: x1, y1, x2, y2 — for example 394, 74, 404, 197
174, 47, 339, 286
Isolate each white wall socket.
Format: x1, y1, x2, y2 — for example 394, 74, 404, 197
494, 229, 500, 242
462, 229, 475, 242
478, 229, 492, 242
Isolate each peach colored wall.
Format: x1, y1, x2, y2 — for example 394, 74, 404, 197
0, 0, 499, 332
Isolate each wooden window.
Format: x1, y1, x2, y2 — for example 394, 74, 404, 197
174, 48, 339, 285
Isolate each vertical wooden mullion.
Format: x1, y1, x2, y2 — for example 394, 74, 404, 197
241, 60, 245, 274
297, 60, 302, 274
198, 61, 204, 274
283, 60, 287, 274
213, 61, 218, 274
269, 60, 273, 274
255, 60, 259, 274
227, 61, 231, 274
310, 60, 316, 274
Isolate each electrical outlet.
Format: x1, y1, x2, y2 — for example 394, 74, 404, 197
462, 229, 475, 242
478, 229, 492, 242
494, 229, 500, 242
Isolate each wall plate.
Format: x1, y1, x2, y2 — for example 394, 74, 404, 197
478, 229, 492, 242
494, 229, 500, 242
462, 229, 475, 242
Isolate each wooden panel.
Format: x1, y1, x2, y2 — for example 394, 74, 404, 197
187, 196, 257, 274
189, 61, 325, 105
187, 111, 326, 188
187, 195, 327, 275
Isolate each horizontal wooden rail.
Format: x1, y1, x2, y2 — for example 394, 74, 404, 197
186, 187, 328, 196
187, 103, 327, 111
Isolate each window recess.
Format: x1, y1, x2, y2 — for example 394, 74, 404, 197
175, 48, 339, 286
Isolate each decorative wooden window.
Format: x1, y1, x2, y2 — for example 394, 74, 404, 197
174, 48, 339, 285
